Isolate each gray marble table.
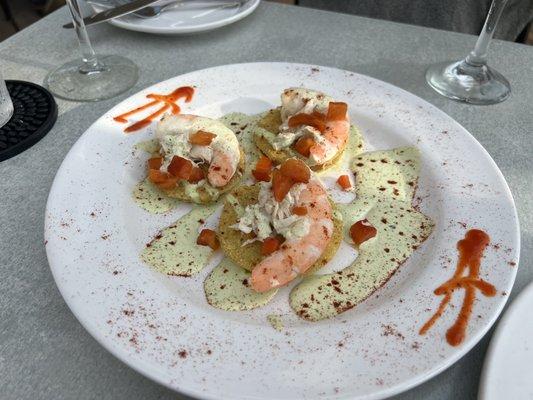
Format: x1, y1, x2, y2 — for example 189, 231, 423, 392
1, 3, 531, 399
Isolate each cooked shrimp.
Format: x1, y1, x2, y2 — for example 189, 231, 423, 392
156, 114, 240, 187
280, 88, 350, 165
208, 150, 237, 187
250, 178, 334, 292
308, 116, 350, 164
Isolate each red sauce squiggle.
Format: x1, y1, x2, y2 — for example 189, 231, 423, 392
419, 229, 496, 346
114, 86, 195, 133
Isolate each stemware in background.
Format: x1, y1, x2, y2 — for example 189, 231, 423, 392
45, 0, 138, 102
0, 72, 14, 128
426, 0, 511, 105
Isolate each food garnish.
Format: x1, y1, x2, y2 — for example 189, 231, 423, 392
349, 219, 377, 246
261, 237, 280, 256
336, 174, 352, 190
252, 155, 273, 182
197, 229, 220, 250
189, 130, 217, 145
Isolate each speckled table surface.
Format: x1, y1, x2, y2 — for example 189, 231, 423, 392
0, 2, 531, 400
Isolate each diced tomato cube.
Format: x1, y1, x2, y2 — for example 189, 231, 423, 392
310, 111, 325, 120
252, 169, 271, 182
255, 155, 272, 173
189, 130, 217, 146
156, 175, 178, 190
261, 237, 280, 256
149, 168, 178, 189
288, 112, 326, 132
337, 174, 352, 190
148, 169, 169, 184
272, 169, 294, 202
188, 166, 205, 183
168, 156, 193, 180
349, 219, 377, 246
147, 157, 162, 170
279, 158, 310, 183
292, 206, 308, 216
326, 102, 348, 121
252, 155, 273, 182
196, 229, 220, 250
293, 136, 315, 157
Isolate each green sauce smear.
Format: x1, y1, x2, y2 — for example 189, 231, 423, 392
141, 204, 217, 276
267, 314, 284, 331
133, 178, 181, 214
134, 139, 159, 154
204, 258, 278, 311
343, 125, 364, 164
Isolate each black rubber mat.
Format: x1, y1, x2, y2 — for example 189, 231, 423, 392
0, 80, 58, 162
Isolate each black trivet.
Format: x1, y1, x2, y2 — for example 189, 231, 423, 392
0, 80, 58, 162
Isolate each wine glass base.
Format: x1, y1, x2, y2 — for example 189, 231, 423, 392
44, 55, 138, 102
426, 60, 511, 105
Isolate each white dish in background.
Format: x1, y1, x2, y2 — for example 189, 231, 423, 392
90, 0, 261, 35
479, 281, 533, 400
45, 62, 520, 400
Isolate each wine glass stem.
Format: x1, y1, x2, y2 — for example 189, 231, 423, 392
66, 0, 102, 73
465, 0, 508, 66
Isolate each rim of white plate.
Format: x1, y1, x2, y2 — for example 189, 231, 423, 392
477, 280, 532, 400
97, 0, 261, 35
45, 62, 520, 400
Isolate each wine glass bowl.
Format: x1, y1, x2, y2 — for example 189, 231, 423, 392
45, 0, 138, 102
426, 0, 511, 105
45, 55, 138, 102
426, 59, 511, 105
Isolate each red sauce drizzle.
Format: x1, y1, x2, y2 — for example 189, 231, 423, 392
419, 229, 496, 346
114, 86, 194, 133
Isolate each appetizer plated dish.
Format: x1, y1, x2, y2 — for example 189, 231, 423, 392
45, 63, 519, 400
136, 86, 434, 322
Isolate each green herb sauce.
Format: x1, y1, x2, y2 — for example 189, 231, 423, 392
141, 204, 217, 276
267, 314, 284, 331
204, 258, 278, 311
133, 178, 181, 214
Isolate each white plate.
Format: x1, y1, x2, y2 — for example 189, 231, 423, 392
478, 281, 533, 400
90, 0, 260, 35
45, 62, 520, 400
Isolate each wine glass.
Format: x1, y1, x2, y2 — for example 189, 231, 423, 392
44, 0, 138, 102
426, 0, 511, 105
